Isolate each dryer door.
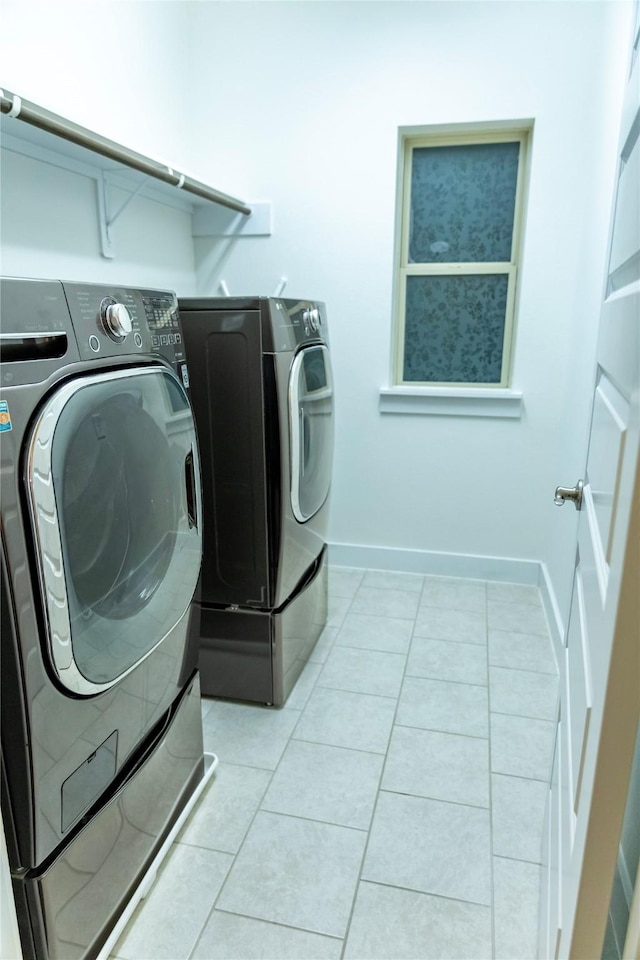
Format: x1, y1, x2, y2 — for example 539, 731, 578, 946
27, 366, 202, 695
289, 344, 334, 523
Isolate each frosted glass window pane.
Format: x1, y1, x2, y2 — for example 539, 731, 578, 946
409, 142, 520, 263
403, 274, 508, 383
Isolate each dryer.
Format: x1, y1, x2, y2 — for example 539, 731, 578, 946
179, 297, 334, 706
1, 278, 204, 959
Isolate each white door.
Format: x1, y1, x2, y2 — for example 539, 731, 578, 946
539, 8, 640, 957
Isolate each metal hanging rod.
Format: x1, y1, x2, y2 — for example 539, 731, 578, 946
0, 88, 252, 217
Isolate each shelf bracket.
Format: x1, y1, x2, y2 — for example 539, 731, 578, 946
97, 171, 152, 259
191, 201, 272, 239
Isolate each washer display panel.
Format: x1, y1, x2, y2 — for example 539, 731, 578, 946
27, 367, 201, 694
289, 345, 334, 523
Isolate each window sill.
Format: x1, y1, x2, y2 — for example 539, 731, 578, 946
379, 386, 523, 418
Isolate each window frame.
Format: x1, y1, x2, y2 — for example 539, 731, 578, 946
391, 124, 532, 390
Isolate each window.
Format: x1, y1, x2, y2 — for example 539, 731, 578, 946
391, 125, 531, 390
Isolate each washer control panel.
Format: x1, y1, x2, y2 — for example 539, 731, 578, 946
271, 299, 328, 352
62, 283, 189, 385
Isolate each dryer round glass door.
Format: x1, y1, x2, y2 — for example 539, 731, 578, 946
289, 344, 334, 523
26, 366, 202, 694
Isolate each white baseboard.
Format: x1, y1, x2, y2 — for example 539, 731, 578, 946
328, 541, 541, 584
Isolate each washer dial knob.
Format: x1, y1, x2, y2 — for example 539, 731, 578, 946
101, 299, 132, 341
303, 307, 320, 332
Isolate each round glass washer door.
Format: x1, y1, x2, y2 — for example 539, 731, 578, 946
289, 344, 334, 523
27, 366, 202, 695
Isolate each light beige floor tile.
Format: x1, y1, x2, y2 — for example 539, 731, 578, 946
337, 613, 413, 654
261, 739, 383, 829
327, 596, 352, 628
493, 856, 541, 959
362, 570, 425, 592
414, 607, 487, 645
344, 881, 492, 959
284, 661, 322, 711
178, 762, 271, 855
490, 712, 556, 781
382, 725, 490, 807
487, 599, 549, 636
397, 675, 489, 738
421, 576, 487, 612
216, 812, 366, 938
406, 636, 488, 685
200, 696, 214, 723
487, 582, 542, 606
294, 686, 396, 754
317, 645, 406, 698
307, 626, 338, 665
492, 773, 548, 863
362, 791, 492, 905
328, 566, 365, 599
490, 665, 559, 721
193, 912, 343, 960
350, 586, 420, 619
489, 628, 557, 675
202, 700, 300, 770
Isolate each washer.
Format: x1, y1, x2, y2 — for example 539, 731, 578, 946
179, 296, 334, 706
1, 278, 204, 959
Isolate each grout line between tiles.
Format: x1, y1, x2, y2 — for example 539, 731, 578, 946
493, 852, 546, 867
202, 905, 347, 943
379, 786, 490, 812
334, 640, 413, 657
314, 681, 405, 700
357, 876, 494, 911
282, 738, 398, 760
412, 633, 491, 649
291, 733, 388, 756
490, 707, 557, 724
187, 750, 278, 959
404, 671, 489, 688
485, 581, 497, 960
253, 807, 370, 833
337, 588, 419, 959
489, 663, 558, 678
487, 660, 559, 678
413, 634, 487, 647
487, 626, 550, 639
393, 720, 489, 741
491, 768, 556, 786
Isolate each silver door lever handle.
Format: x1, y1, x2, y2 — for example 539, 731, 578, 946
554, 480, 584, 510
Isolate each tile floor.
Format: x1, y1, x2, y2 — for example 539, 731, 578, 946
112, 567, 558, 960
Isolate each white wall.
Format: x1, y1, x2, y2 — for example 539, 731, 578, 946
0, 1, 199, 292
187, 0, 631, 626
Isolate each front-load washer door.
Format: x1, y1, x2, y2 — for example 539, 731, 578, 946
26, 366, 202, 695
289, 344, 334, 523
